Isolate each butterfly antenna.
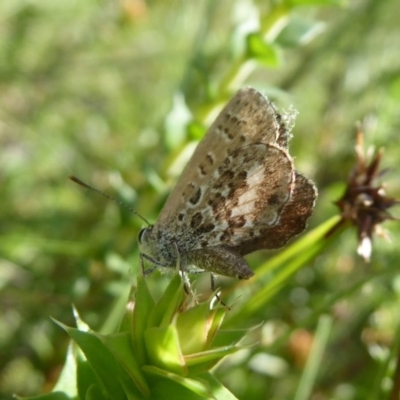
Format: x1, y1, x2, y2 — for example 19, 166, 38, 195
69, 175, 150, 226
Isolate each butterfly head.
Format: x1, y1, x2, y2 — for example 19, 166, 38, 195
138, 225, 153, 246
138, 225, 160, 261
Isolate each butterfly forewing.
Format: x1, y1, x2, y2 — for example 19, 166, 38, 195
173, 143, 295, 250
157, 88, 287, 225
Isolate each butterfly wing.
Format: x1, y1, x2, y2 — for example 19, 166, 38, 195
156, 88, 289, 228
228, 172, 317, 254
175, 142, 295, 248
158, 88, 284, 224
151, 87, 316, 260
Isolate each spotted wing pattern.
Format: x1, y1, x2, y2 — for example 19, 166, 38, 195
148, 87, 316, 272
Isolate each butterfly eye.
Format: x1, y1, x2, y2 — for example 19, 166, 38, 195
138, 228, 147, 244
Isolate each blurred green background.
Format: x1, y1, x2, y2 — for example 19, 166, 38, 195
1, 0, 400, 398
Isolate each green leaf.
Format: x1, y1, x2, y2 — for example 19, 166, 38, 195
76, 356, 102, 400
187, 121, 206, 141
71, 307, 91, 332
197, 372, 239, 400
85, 384, 108, 400
51, 341, 78, 397
246, 33, 280, 67
147, 274, 185, 329
132, 275, 156, 366
142, 366, 211, 399
185, 346, 238, 368
276, 18, 325, 47
176, 299, 219, 354
185, 344, 248, 376
102, 332, 151, 397
56, 322, 139, 400
99, 280, 132, 334
259, 3, 290, 39
144, 325, 187, 375
204, 306, 226, 349
211, 328, 252, 349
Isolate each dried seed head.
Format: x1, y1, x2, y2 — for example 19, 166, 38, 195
334, 125, 399, 261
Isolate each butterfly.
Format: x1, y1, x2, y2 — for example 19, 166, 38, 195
138, 88, 317, 282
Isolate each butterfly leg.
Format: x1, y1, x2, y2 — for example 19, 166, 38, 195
172, 242, 195, 299
210, 274, 230, 310
140, 252, 169, 275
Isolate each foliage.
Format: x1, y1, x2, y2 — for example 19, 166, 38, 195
17, 275, 245, 399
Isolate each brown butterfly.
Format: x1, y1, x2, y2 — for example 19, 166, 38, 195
138, 88, 317, 283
